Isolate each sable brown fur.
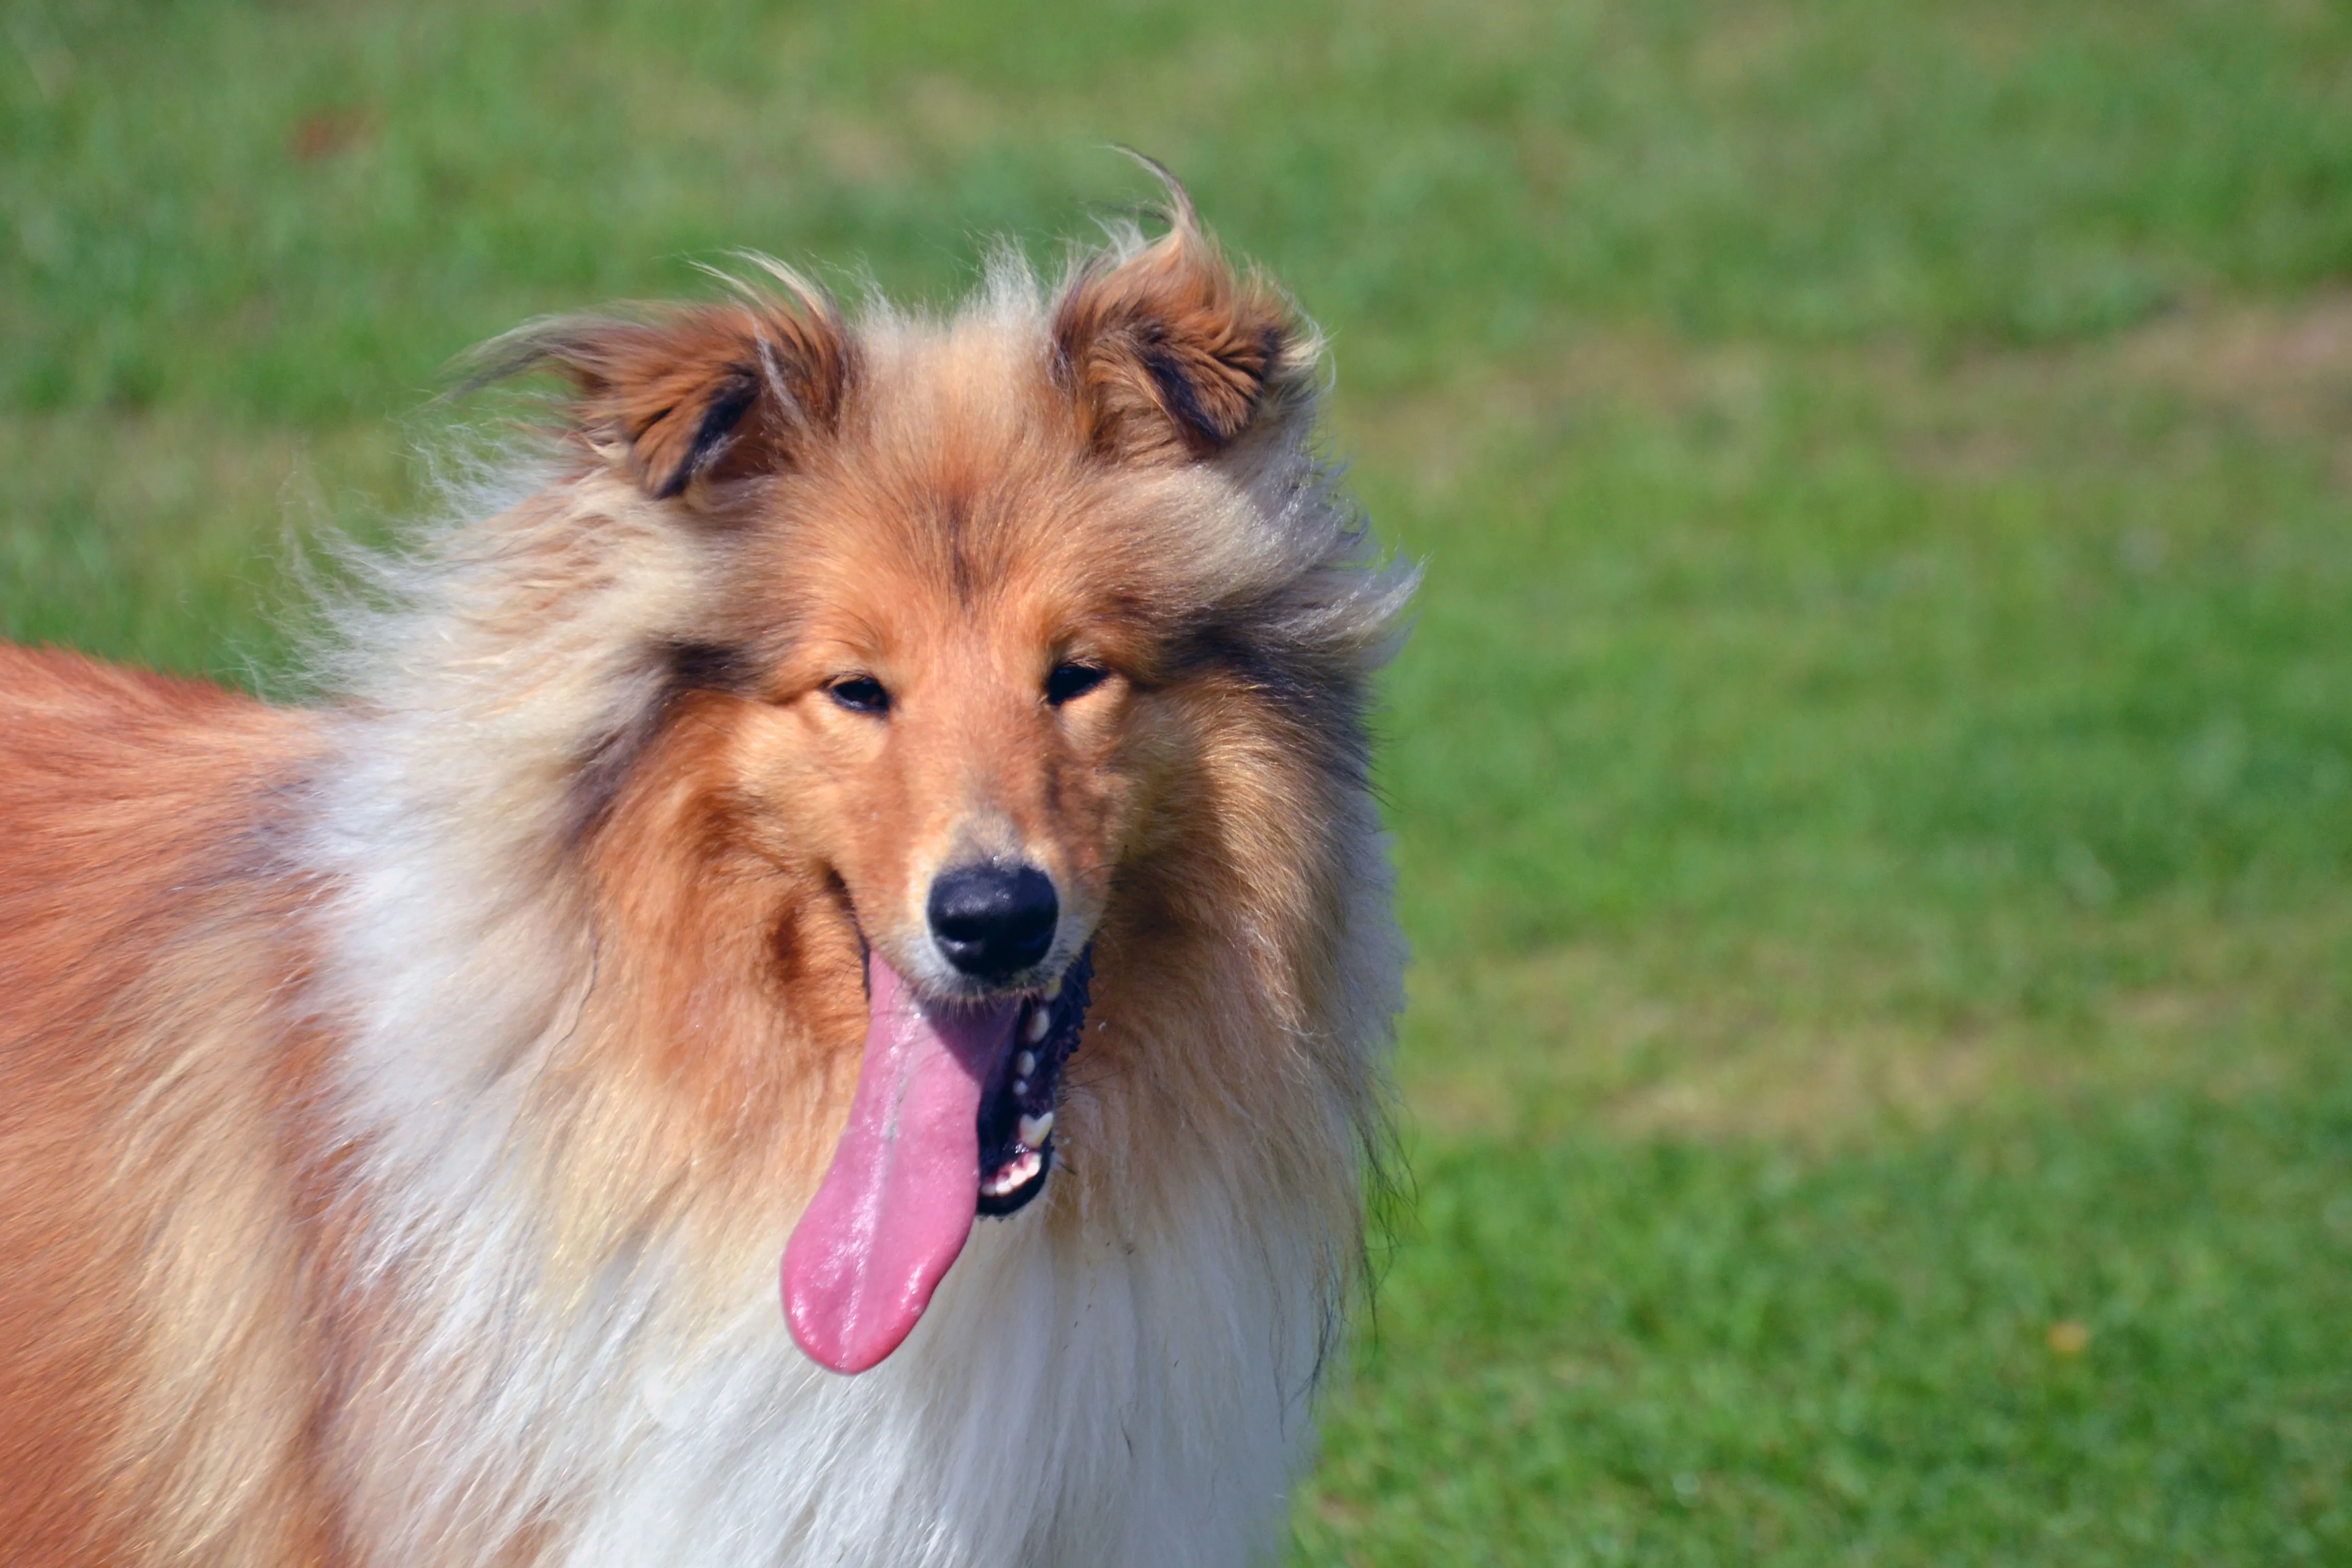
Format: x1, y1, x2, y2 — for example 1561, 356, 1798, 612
1052, 192, 1313, 461
0, 181, 1411, 1567
483, 279, 855, 500
0, 648, 334, 1564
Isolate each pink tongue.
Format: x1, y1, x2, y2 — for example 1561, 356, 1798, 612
782, 953, 1018, 1374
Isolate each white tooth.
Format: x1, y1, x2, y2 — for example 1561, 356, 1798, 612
1015, 1050, 1036, 1077
1017, 1110, 1055, 1149
1024, 1008, 1051, 1043
1013, 1079, 1028, 1097
1041, 975, 1062, 1000
980, 1147, 1043, 1199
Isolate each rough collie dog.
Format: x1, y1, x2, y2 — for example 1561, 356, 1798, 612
0, 180, 1411, 1567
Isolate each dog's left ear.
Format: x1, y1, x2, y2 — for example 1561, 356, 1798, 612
486, 280, 853, 501
1052, 180, 1316, 463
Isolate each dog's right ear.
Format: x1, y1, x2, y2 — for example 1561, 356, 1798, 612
478, 281, 853, 501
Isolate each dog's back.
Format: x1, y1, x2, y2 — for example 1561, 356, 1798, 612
0, 647, 329, 1565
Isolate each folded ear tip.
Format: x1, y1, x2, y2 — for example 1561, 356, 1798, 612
1053, 190, 1312, 461
456, 298, 850, 503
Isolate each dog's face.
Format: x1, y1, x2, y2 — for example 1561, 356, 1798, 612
744, 434, 1154, 1009
537, 216, 1330, 1371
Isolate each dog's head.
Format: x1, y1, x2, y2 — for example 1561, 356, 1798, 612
492, 185, 1391, 1373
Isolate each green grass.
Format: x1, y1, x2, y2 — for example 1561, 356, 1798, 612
1308, 1087, 2352, 1563
5, 1, 2349, 1560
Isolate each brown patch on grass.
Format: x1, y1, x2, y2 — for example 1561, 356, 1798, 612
288, 108, 377, 164
2117, 292, 2352, 414
1337, 290, 2352, 503
2108, 293, 2352, 485
1901, 291, 2352, 485
1399, 900, 2350, 1146
1604, 1026, 2005, 1143
1329, 328, 1774, 506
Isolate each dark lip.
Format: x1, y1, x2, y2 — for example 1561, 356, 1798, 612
974, 947, 1093, 1218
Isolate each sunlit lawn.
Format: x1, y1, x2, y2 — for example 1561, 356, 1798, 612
5, 1, 2349, 1560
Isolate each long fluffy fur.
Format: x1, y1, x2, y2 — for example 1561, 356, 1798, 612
0, 198, 1413, 1566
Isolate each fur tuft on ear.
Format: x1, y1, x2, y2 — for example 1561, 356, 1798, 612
1052, 165, 1316, 463
472, 268, 853, 501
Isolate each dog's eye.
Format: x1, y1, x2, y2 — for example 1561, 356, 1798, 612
827, 675, 891, 715
1045, 662, 1110, 706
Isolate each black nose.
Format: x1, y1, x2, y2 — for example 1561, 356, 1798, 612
927, 864, 1059, 982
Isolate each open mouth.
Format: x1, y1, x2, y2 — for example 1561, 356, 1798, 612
975, 950, 1090, 1216
780, 944, 1092, 1375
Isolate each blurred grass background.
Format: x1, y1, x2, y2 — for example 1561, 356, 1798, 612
5, 1, 2349, 1560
